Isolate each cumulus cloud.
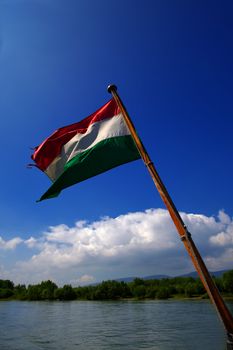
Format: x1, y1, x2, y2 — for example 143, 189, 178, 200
1, 209, 233, 284
209, 211, 233, 247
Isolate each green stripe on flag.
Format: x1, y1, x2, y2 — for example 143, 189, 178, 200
38, 135, 140, 201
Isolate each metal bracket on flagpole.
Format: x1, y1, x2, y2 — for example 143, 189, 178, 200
145, 161, 154, 167
180, 226, 192, 242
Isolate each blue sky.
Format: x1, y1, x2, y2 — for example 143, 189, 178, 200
0, 0, 233, 285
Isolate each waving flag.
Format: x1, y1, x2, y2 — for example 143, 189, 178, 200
31, 98, 140, 201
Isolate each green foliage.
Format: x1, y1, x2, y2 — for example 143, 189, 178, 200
0, 279, 14, 290
132, 285, 146, 299
145, 286, 158, 298
92, 280, 132, 300
222, 270, 233, 293
27, 285, 41, 300
0, 288, 14, 298
0, 279, 15, 299
14, 284, 27, 300
132, 278, 145, 286
185, 283, 196, 297
213, 277, 224, 292
55, 285, 76, 300
156, 287, 171, 299
74, 286, 96, 300
27, 280, 58, 300
0, 269, 233, 301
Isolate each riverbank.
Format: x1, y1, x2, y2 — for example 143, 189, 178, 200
1, 273, 233, 302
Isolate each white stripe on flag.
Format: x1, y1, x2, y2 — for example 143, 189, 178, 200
45, 113, 129, 181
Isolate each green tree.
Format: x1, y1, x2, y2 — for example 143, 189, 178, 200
145, 286, 158, 299
212, 276, 224, 292
132, 285, 146, 299
0, 279, 14, 290
27, 285, 41, 300
14, 284, 27, 300
193, 279, 205, 295
222, 270, 233, 293
156, 287, 171, 299
27, 280, 58, 300
0, 288, 14, 298
185, 283, 196, 297
55, 285, 76, 300
132, 278, 145, 286
40, 280, 58, 300
74, 286, 96, 300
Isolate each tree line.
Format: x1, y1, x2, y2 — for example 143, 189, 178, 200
0, 270, 233, 301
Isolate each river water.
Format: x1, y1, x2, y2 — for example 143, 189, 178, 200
0, 300, 232, 349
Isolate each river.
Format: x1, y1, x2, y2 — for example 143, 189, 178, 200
0, 300, 232, 349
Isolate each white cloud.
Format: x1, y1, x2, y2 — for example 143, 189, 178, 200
210, 231, 233, 246
1, 209, 233, 284
218, 210, 231, 225
72, 274, 95, 286
209, 211, 233, 247
24, 236, 38, 248
0, 236, 22, 250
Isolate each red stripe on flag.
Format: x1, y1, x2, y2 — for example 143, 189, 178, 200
31, 98, 120, 171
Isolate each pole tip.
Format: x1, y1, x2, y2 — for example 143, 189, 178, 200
107, 84, 117, 93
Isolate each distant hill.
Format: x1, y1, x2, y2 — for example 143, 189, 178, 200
113, 269, 229, 283
115, 274, 169, 283
176, 269, 229, 279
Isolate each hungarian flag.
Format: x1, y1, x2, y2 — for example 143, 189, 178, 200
31, 98, 141, 201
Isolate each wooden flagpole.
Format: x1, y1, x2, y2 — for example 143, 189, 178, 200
108, 84, 233, 346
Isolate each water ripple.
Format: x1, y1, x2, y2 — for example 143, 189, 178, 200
0, 300, 231, 349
